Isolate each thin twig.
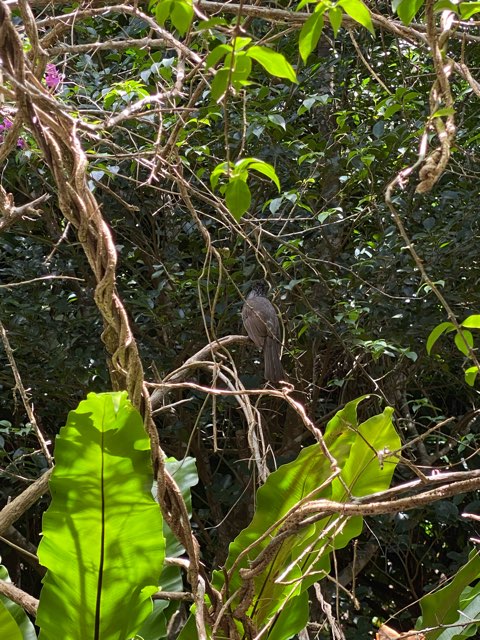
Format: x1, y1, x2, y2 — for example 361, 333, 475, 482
0, 321, 53, 466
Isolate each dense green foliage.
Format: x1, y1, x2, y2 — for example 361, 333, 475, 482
1, 0, 480, 638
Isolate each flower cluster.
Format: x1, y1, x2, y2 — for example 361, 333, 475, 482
45, 63, 62, 90
0, 117, 25, 148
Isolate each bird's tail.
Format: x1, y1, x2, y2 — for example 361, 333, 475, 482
264, 337, 284, 383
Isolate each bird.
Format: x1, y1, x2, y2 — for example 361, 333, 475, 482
242, 280, 285, 383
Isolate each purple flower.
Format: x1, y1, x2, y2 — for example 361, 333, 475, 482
0, 117, 26, 149
0, 118, 12, 132
45, 63, 62, 89
0, 118, 12, 144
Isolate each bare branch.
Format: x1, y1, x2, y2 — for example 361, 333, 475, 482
0, 469, 52, 536
0, 579, 39, 616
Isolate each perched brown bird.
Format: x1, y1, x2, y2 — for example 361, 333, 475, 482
242, 280, 284, 383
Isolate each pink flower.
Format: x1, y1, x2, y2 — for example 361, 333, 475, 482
45, 63, 62, 89
0, 117, 26, 148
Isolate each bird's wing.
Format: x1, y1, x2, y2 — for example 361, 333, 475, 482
242, 297, 279, 348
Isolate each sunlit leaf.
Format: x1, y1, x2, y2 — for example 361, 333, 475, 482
299, 11, 324, 62
433, 0, 459, 11
231, 52, 252, 88
461, 314, 480, 329
245, 160, 281, 191
155, 0, 174, 25
432, 106, 456, 118
225, 177, 251, 219
329, 6, 343, 37
205, 44, 231, 69
246, 46, 297, 82
0, 602, 22, 640
454, 330, 473, 356
171, 0, 194, 35
210, 398, 399, 637
426, 321, 455, 354
210, 161, 229, 190
36, 392, 165, 640
339, 0, 375, 33
460, 1, 480, 18
465, 366, 480, 387
233, 36, 252, 51
393, 0, 424, 24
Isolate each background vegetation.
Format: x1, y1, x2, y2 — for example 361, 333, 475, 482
0, 0, 480, 638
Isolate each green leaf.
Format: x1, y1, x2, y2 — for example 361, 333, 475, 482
329, 6, 343, 37
244, 159, 281, 191
0, 564, 37, 640
419, 550, 480, 640
435, 580, 480, 639
299, 11, 324, 63
465, 366, 480, 387
268, 113, 286, 130
225, 177, 251, 220
135, 600, 169, 640
454, 330, 473, 356
339, 407, 399, 498
211, 397, 399, 637
462, 314, 480, 329
384, 103, 403, 118
231, 52, 252, 89
460, 1, 480, 18
155, 0, 174, 25
205, 44, 231, 69
141, 457, 198, 639
233, 36, 252, 51
393, 0, 424, 24
210, 68, 230, 101
171, 0, 194, 36
246, 46, 297, 82
197, 17, 229, 30
297, 0, 318, 9
338, 0, 375, 33
210, 161, 229, 190
426, 321, 455, 354
432, 106, 456, 118
433, 0, 459, 12
154, 0, 193, 34
0, 601, 22, 640
36, 392, 165, 640
266, 592, 309, 640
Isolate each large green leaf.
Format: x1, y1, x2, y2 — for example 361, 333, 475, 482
0, 600, 23, 640
137, 457, 198, 640
36, 392, 165, 640
418, 550, 480, 640
204, 397, 400, 638
0, 563, 37, 640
